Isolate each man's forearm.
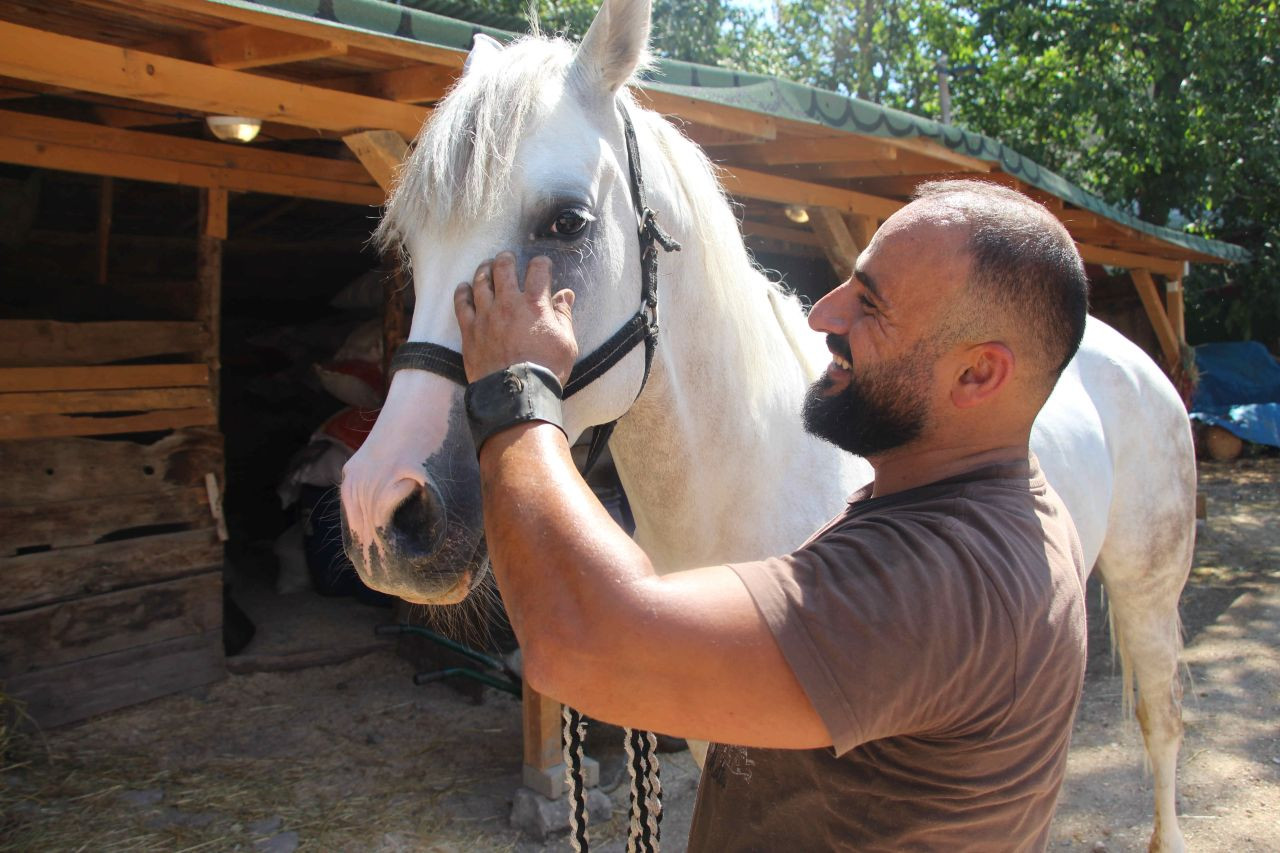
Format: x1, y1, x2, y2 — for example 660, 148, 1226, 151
478, 421, 656, 697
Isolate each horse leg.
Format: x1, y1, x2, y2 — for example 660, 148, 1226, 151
1095, 527, 1192, 853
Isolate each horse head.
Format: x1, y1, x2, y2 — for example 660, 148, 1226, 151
340, 0, 674, 604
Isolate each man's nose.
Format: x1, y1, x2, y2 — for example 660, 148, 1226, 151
808, 279, 853, 335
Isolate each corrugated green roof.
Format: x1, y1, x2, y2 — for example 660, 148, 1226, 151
224, 0, 1247, 263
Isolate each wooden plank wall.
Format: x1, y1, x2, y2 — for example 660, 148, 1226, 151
0, 319, 226, 728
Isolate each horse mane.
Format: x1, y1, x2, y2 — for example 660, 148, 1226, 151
377, 35, 579, 252
634, 109, 823, 390
376, 32, 821, 391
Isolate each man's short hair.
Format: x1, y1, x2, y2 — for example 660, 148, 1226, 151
913, 180, 1089, 380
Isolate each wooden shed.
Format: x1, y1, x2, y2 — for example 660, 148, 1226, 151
0, 0, 1241, 788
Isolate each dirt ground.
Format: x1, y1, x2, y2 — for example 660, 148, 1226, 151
3, 457, 1278, 852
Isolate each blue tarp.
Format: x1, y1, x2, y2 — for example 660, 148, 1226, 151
1190, 342, 1280, 448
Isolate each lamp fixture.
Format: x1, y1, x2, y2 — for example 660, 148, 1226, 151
784, 204, 810, 224
206, 115, 262, 143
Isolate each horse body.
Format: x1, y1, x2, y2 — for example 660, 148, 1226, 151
340, 2, 1191, 849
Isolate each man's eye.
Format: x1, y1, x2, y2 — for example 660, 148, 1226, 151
858, 294, 876, 311
547, 208, 593, 238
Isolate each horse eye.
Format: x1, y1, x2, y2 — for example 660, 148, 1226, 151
548, 208, 592, 238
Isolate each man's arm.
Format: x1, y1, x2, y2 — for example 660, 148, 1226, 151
457, 253, 829, 749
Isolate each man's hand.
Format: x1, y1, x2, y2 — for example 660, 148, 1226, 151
454, 252, 577, 386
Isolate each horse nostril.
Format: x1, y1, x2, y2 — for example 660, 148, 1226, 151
390, 484, 447, 557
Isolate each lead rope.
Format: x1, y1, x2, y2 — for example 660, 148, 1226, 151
563, 705, 591, 853
559, 102, 668, 853
563, 711, 662, 853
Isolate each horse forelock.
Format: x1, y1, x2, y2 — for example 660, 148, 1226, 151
377, 32, 652, 257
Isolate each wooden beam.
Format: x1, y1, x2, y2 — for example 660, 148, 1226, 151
197, 25, 348, 70
0, 365, 209, 392
0, 112, 372, 184
0, 407, 216, 440
719, 165, 903, 220
639, 88, 777, 141
198, 188, 224, 419
94, 104, 193, 128
789, 151, 993, 180
0, 387, 212, 415
0, 320, 208, 367
0, 573, 221, 675
135, 0, 466, 68
0, 136, 383, 206
847, 214, 876, 252
740, 220, 823, 248
5, 629, 224, 730
1075, 243, 1184, 278
323, 65, 457, 105
0, 21, 429, 138
0, 487, 209, 556
808, 207, 861, 280
1131, 268, 1181, 368
0, 428, 221, 507
343, 130, 410, 194
1166, 276, 1186, 342
523, 687, 562, 775
0, 112, 383, 205
203, 187, 228, 240
709, 136, 898, 167
848, 171, 1023, 198
681, 125, 769, 147
878, 134, 991, 172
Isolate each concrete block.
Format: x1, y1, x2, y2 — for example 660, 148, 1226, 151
509, 785, 612, 839
522, 757, 599, 800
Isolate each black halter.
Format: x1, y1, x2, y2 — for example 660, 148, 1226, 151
389, 102, 681, 473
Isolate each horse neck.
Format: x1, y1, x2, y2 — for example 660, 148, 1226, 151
608, 232, 869, 572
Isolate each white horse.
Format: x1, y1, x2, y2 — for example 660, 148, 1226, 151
340, 1, 1194, 849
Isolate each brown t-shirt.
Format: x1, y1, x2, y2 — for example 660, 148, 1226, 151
687, 455, 1086, 852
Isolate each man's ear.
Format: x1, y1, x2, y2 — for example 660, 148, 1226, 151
951, 342, 1014, 409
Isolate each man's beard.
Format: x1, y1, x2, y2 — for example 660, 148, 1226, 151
802, 337, 933, 457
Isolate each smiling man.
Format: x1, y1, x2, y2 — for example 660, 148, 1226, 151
454, 179, 1089, 850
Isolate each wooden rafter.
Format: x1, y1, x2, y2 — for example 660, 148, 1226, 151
1077, 243, 1184, 278
741, 220, 822, 248
789, 152, 993, 180
721, 166, 903, 220
1130, 268, 1182, 368
639, 89, 778, 141
323, 65, 457, 105
0, 21, 429, 138
123, 0, 467, 67
708, 136, 898, 166
808, 207, 863, 280
0, 110, 382, 205
343, 130, 410, 194
142, 24, 348, 70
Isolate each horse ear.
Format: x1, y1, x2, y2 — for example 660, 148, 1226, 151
572, 0, 653, 96
463, 33, 504, 77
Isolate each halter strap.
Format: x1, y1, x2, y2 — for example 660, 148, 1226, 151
389, 101, 680, 473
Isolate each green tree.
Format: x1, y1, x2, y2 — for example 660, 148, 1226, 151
459, 0, 1280, 345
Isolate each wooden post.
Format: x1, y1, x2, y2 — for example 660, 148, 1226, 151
522, 687, 566, 798
1166, 275, 1186, 343
196, 188, 226, 419
808, 206, 861, 282
96, 176, 113, 285
1130, 268, 1181, 370
846, 213, 876, 254
343, 130, 409, 194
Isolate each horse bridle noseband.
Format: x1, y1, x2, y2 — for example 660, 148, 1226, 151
389, 102, 681, 472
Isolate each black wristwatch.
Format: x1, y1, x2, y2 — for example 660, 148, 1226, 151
463, 362, 567, 455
